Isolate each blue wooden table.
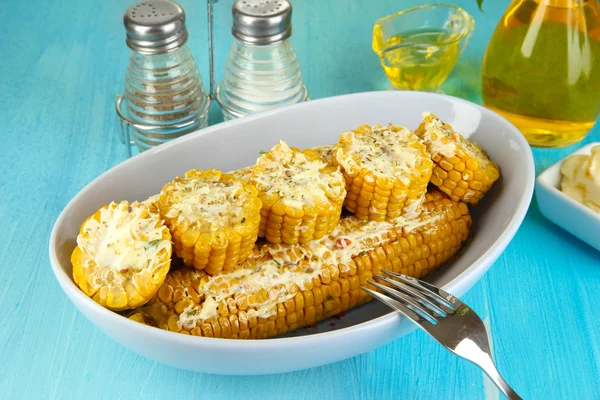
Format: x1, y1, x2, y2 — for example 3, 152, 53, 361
2, 0, 599, 398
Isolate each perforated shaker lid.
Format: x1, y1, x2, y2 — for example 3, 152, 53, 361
232, 0, 293, 45
124, 0, 188, 54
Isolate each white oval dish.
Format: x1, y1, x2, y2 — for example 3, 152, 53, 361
49, 91, 534, 375
536, 142, 600, 252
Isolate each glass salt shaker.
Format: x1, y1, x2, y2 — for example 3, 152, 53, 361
215, 0, 309, 121
116, 0, 210, 156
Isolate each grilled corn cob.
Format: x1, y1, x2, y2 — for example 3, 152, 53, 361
158, 169, 262, 275
415, 112, 500, 204
71, 201, 172, 311
131, 192, 471, 339
249, 141, 346, 245
333, 124, 433, 222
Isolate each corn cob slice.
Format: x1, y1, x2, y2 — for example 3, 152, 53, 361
415, 112, 500, 205
71, 201, 172, 311
158, 169, 262, 275
249, 141, 346, 245
131, 192, 471, 339
333, 124, 433, 222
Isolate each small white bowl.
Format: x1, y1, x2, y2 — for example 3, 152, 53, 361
536, 142, 600, 252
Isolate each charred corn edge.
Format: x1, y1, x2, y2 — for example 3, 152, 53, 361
333, 125, 433, 221
131, 194, 471, 338
415, 112, 500, 205
71, 201, 173, 311
158, 169, 262, 275
250, 142, 346, 245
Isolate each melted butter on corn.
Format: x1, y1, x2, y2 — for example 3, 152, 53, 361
334, 124, 421, 184
141, 194, 161, 208
312, 144, 335, 165
252, 141, 345, 209
227, 165, 253, 183
418, 112, 458, 158
420, 112, 493, 169
197, 296, 219, 320
393, 196, 428, 232
177, 205, 443, 327
165, 178, 246, 228
78, 201, 170, 282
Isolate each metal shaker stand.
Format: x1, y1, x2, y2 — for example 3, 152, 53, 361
116, 0, 219, 158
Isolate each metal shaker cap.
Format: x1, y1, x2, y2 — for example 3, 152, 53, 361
124, 0, 188, 54
232, 0, 293, 45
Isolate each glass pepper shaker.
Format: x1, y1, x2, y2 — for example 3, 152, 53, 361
116, 0, 210, 156
215, 0, 309, 121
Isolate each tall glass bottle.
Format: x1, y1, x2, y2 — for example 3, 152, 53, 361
482, 0, 600, 147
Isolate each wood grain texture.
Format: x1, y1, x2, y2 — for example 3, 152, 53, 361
1, 0, 599, 398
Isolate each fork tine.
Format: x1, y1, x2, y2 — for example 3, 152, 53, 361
360, 287, 424, 325
367, 280, 437, 324
383, 270, 458, 310
379, 272, 455, 314
373, 274, 446, 317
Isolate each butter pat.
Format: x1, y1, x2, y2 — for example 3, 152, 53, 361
560, 145, 600, 213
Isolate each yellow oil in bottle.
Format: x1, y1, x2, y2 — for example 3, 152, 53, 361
482, 0, 600, 147
373, 29, 462, 91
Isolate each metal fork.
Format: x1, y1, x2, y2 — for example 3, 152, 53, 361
362, 271, 522, 400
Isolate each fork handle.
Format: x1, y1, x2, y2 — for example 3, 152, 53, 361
486, 370, 522, 400
476, 354, 522, 400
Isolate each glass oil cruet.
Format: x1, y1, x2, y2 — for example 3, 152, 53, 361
482, 0, 600, 147
215, 0, 309, 121
116, 0, 210, 156
372, 5, 475, 92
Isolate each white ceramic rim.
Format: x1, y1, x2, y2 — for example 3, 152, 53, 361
49, 91, 535, 352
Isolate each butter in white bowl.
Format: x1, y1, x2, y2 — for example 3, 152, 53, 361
560, 145, 600, 213
536, 142, 600, 252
